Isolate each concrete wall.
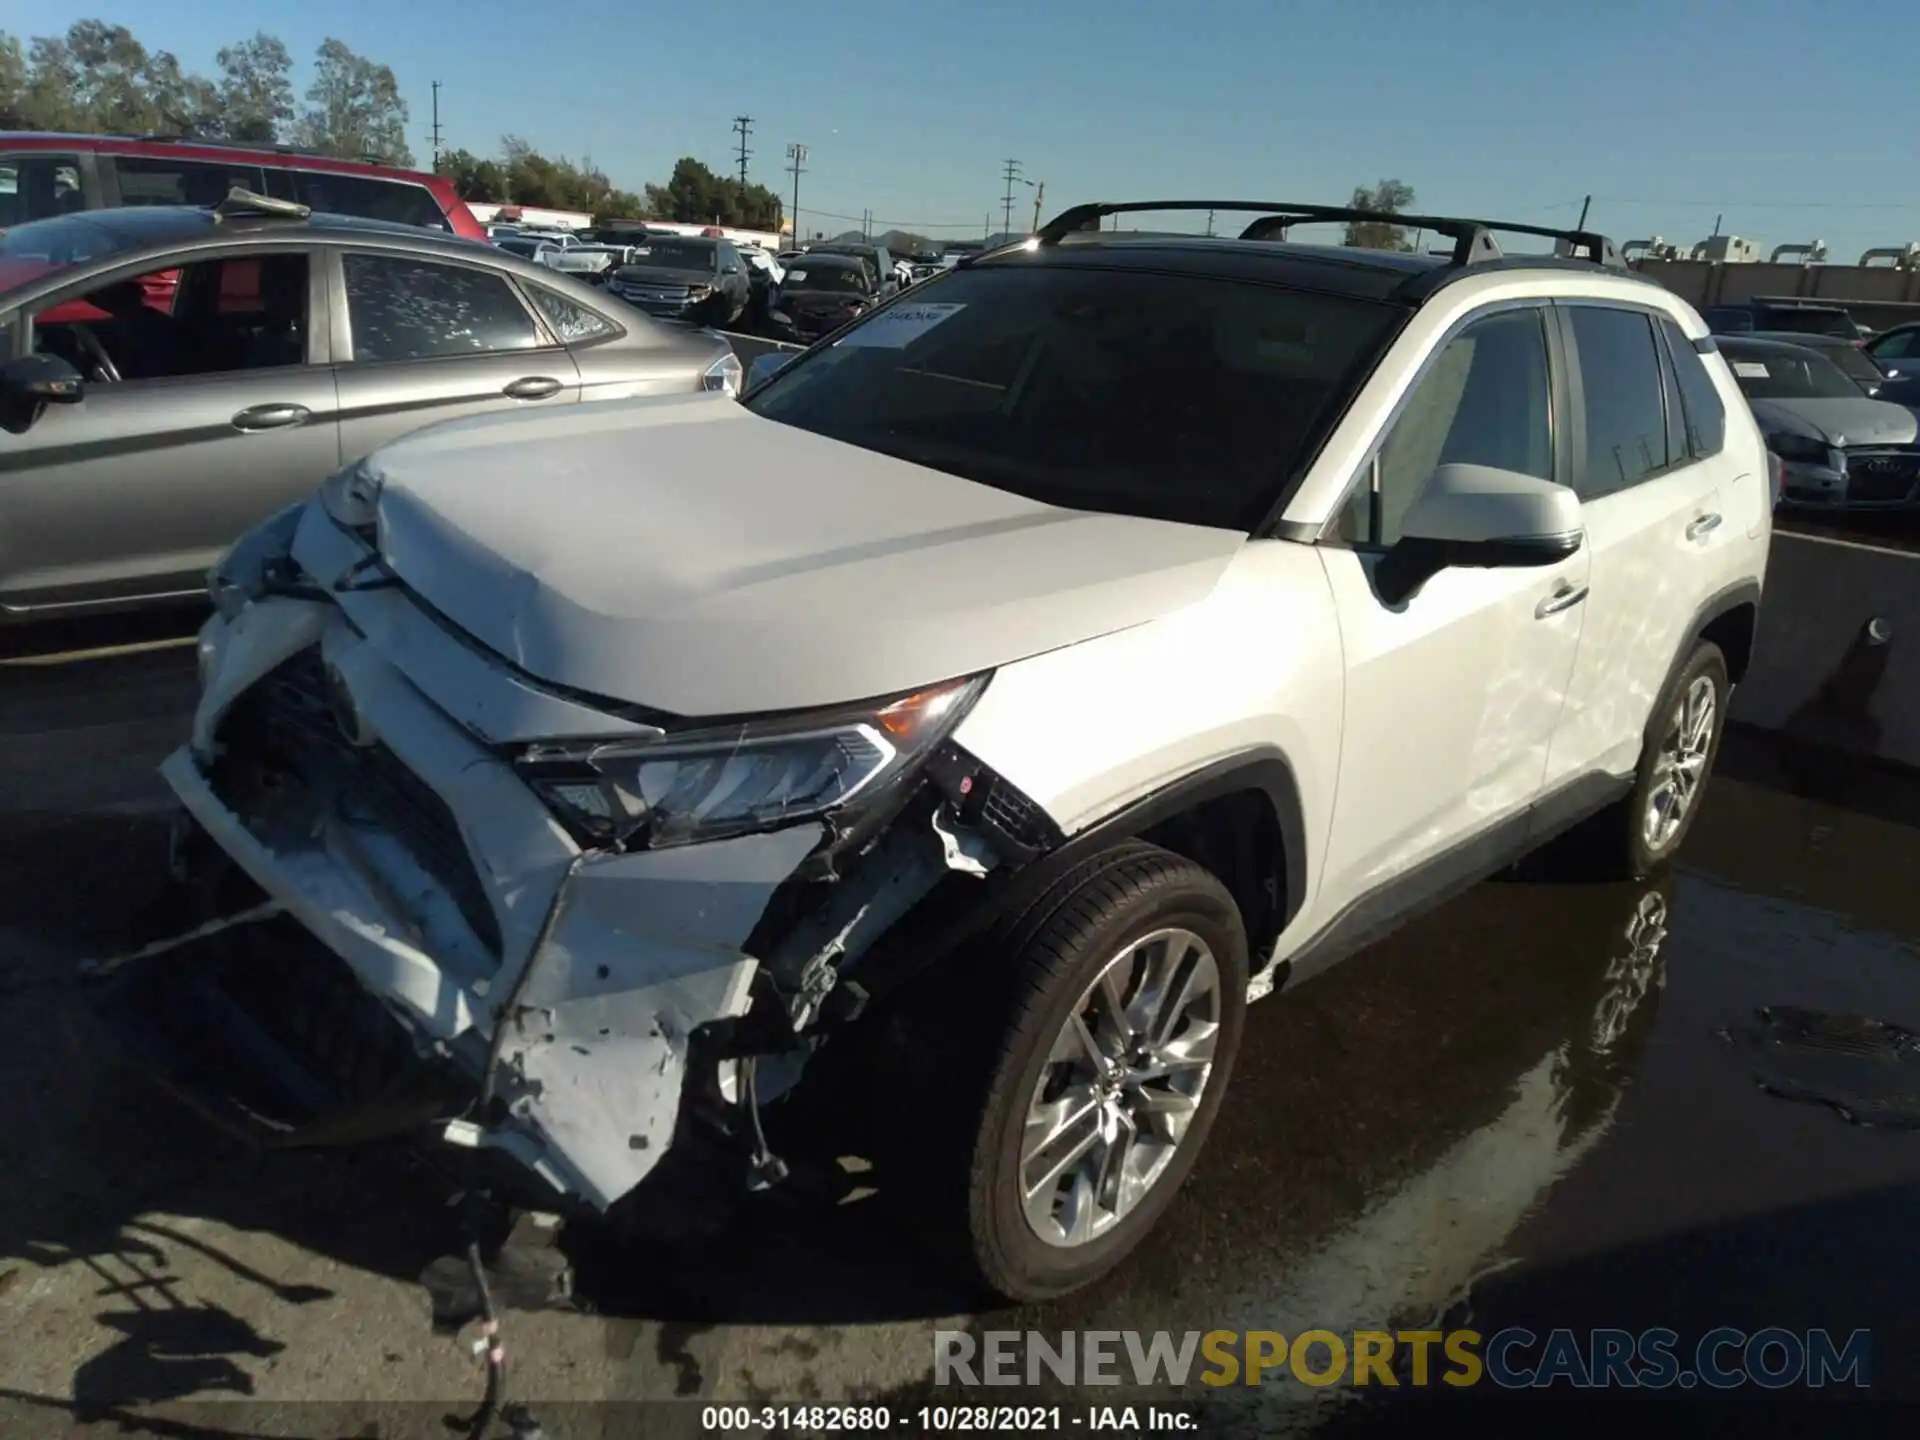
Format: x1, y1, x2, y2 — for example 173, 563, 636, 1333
1636, 258, 1920, 330
1732, 531, 1920, 771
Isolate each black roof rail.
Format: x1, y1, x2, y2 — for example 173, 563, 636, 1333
1034, 200, 1625, 271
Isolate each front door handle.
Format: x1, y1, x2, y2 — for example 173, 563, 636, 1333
230, 403, 311, 432
1535, 581, 1590, 619
503, 376, 564, 401
1685, 512, 1723, 542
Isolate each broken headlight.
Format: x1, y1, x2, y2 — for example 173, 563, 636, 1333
207, 501, 306, 622
516, 673, 990, 850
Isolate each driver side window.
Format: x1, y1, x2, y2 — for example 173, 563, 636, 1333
30, 253, 312, 385
1336, 307, 1554, 548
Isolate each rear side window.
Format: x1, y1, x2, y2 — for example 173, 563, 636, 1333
0, 154, 83, 225
114, 156, 267, 207
1567, 306, 1670, 499
527, 285, 617, 344
289, 172, 448, 231
343, 254, 541, 362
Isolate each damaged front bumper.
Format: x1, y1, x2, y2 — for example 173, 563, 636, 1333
146, 510, 1044, 1215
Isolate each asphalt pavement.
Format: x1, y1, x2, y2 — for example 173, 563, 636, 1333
1, 639, 1916, 1437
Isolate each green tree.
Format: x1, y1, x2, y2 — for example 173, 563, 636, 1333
641, 157, 781, 228
445, 147, 508, 203
65, 21, 157, 133
1344, 179, 1416, 250
217, 32, 295, 143
293, 37, 412, 165
22, 34, 82, 130
0, 34, 29, 127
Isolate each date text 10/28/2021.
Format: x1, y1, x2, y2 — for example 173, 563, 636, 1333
701, 1406, 1198, 1432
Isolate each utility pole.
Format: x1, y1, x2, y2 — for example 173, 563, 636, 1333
1001, 159, 1021, 241
1030, 181, 1044, 235
733, 116, 754, 186
1575, 194, 1591, 231
785, 143, 807, 246
1205, 207, 1215, 237
429, 81, 444, 173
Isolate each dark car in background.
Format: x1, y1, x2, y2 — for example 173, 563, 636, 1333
0, 196, 739, 625
1864, 321, 1920, 381
0, 131, 485, 237
805, 240, 900, 300
1745, 330, 1888, 395
605, 235, 751, 328
1702, 299, 1860, 340
765, 253, 876, 342
1717, 335, 1919, 511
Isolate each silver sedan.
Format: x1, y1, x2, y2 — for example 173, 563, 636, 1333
0, 196, 738, 626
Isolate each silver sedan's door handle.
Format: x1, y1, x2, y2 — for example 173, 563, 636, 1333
1686, 512, 1723, 542
230, 403, 312, 432
503, 376, 564, 401
1535, 581, 1590, 619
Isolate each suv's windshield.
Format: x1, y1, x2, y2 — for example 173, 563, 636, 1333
782, 261, 869, 293
0, 213, 146, 299
625, 241, 718, 271
495, 236, 550, 258
1757, 307, 1855, 337
1720, 343, 1863, 400
744, 265, 1404, 531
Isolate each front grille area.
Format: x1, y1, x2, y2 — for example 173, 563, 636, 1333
1844, 448, 1920, 504
210, 647, 503, 958
612, 279, 692, 309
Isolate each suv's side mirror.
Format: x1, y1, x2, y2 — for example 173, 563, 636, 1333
747, 352, 795, 388
1376, 463, 1583, 605
0, 352, 84, 435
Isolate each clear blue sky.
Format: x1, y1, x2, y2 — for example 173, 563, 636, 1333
14, 0, 1920, 257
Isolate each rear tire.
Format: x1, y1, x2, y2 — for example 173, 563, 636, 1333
890, 842, 1248, 1302
1581, 640, 1730, 880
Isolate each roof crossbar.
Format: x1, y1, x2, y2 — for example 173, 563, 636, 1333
1034, 200, 1625, 271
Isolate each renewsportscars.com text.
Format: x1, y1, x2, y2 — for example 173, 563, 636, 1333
934, 1327, 1872, 1390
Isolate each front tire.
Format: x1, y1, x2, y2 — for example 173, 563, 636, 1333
947, 844, 1249, 1301
1588, 640, 1730, 879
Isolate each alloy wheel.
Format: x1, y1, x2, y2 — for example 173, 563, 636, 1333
1644, 674, 1717, 852
1018, 927, 1221, 1248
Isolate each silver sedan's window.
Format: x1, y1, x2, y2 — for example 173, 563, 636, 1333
343, 253, 541, 362
528, 285, 616, 344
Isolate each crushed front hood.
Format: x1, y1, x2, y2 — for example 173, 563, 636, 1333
365, 394, 1245, 716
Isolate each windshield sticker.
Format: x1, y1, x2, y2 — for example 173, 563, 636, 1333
1732, 361, 1771, 378
835, 302, 967, 349
786, 270, 807, 282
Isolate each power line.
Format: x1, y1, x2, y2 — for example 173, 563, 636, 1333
1001, 159, 1022, 240
732, 116, 753, 187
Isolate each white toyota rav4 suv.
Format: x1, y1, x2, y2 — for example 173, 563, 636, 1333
136, 200, 1772, 1303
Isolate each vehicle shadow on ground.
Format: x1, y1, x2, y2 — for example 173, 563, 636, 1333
0, 771, 1741, 1416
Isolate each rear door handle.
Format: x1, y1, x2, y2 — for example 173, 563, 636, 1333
1685, 512, 1723, 542
503, 376, 564, 401
1535, 581, 1590, 619
230, 403, 311, 432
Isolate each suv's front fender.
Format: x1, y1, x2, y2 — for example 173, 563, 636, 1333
950, 538, 1344, 933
